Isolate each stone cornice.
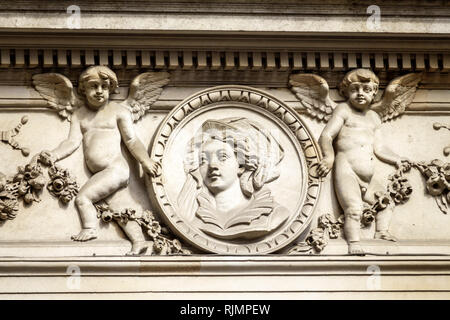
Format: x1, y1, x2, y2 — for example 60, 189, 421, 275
0, 255, 449, 298
0, 47, 449, 72
2, 0, 450, 17
1, 255, 450, 276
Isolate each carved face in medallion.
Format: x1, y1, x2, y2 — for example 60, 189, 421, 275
148, 86, 321, 254
178, 117, 290, 240
198, 139, 243, 195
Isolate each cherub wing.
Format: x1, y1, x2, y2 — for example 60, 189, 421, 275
371, 73, 422, 122
289, 74, 337, 122
32, 73, 83, 121
122, 72, 170, 122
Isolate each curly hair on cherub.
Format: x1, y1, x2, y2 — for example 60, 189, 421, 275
77, 65, 118, 96
339, 68, 379, 98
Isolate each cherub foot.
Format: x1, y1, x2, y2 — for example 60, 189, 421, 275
125, 241, 148, 256
71, 228, 98, 241
348, 242, 365, 256
374, 231, 397, 242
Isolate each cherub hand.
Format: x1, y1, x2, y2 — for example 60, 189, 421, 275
38, 150, 57, 166
142, 159, 161, 178
317, 157, 334, 177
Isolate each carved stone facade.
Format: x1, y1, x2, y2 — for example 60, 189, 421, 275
0, 0, 450, 298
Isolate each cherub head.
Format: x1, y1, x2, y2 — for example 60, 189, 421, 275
339, 69, 379, 111
78, 66, 118, 109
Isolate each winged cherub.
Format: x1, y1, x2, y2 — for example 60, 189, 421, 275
290, 69, 421, 255
32, 66, 169, 255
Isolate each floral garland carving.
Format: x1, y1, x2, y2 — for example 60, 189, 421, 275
414, 159, 450, 214
95, 203, 191, 255
288, 214, 344, 254
289, 165, 412, 254
361, 165, 413, 226
0, 156, 79, 221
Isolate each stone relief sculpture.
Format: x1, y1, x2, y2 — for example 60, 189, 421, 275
96, 203, 191, 255
289, 69, 421, 255
1, 116, 30, 156
433, 122, 450, 156
289, 165, 413, 254
414, 159, 450, 215
32, 66, 171, 255
0, 157, 79, 221
177, 117, 290, 240
148, 86, 322, 254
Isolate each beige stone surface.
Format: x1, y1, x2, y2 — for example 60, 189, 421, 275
0, 255, 449, 299
0, 12, 449, 35
0, 0, 449, 299
1, 86, 450, 245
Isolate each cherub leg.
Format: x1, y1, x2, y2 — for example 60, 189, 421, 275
72, 167, 128, 241
374, 204, 397, 241
334, 158, 365, 255
116, 220, 148, 255
364, 183, 397, 242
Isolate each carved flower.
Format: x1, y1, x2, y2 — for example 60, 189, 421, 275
47, 165, 79, 204
375, 192, 391, 210
171, 239, 182, 252
147, 221, 162, 239
388, 181, 401, 194
100, 210, 113, 222
399, 184, 413, 198
153, 238, 166, 254
393, 193, 404, 204
317, 214, 334, 229
51, 178, 65, 193
442, 163, 450, 182
362, 208, 376, 226
306, 228, 327, 252
426, 174, 446, 196
328, 224, 341, 239
142, 210, 154, 224
123, 208, 137, 220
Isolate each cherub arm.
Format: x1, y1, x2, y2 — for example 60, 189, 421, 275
373, 118, 409, 168
317, 104, 347, 177
117, 106, 159, 177
40, 113, 83, 164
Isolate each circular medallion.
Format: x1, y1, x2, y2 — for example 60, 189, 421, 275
147, 86, 321, 254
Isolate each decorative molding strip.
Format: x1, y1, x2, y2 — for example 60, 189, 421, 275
1, 49, 450, 73
3, 0, 450, 17
0, 255, 449, 298
1, 255, 450, 276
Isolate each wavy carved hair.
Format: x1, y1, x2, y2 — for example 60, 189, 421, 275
183, 118, 284, 198
339, 68, 379, 98
77, 65, 119, 96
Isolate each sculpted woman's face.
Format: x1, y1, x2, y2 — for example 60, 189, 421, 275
199, 139, 240, 194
